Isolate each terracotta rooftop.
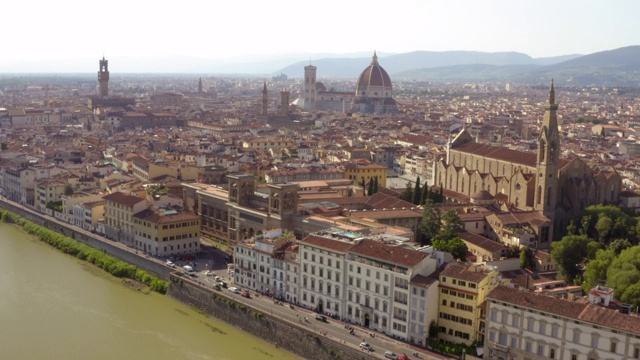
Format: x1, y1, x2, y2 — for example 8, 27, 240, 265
349, 238, 429, 267
488, 285, 640, 335
103, 192, 145, 207
440, 262, 492, 283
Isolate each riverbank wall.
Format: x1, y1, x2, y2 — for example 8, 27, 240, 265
167, 274, 371, 360
0, 199, 172, 281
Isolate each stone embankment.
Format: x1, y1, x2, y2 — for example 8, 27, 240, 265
168, 273, 372, 360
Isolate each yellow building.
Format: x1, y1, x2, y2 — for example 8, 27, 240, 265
103, 191, 147, 246
132, 207, 200, 256
36, 178, 68, 213
344, 160, 387, 187
131, 156, 198, 182
437, 262, 506, 345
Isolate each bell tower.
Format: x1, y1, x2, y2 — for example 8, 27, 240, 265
268, 183, 299, 217
535, 80, 560, 241
262, 81, 268, 116
98, 56, 109, 98
303, 64, 317, 111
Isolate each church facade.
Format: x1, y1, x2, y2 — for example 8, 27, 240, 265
434, 82, 622, 247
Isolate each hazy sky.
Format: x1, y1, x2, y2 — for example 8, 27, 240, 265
4, 0, 637, 62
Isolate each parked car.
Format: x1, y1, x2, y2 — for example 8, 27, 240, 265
315, 315, 327, 322
203, 270, 213, 276
228, 287, 241, 294
242, 290, 251, 298
165, 260, 176, 268
213, 284, 222, 291
359, 342, 373, 351
384, 351, 398, 359
218, 281, 227, 288
214, 276, 221, 281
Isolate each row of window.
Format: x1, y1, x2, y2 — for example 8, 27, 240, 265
439, 312, 473, 325
441, 277, 477, 289
441, 288, 475, 300
439, 326, 470, 340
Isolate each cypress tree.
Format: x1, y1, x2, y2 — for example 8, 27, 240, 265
421, 184, 430, 204
412, 176, 422, 205
373, 176, 378, 194
368, 179, 374, 196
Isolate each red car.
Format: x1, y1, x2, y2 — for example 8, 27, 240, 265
242, 290, 251, 298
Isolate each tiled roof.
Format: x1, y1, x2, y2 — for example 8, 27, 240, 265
440, 262, 492, 283
298, 235, 354, 253
103, 192, 145, 207
488, 285, 640, 335
458, 231, 505, 253
349, 239, 428, 267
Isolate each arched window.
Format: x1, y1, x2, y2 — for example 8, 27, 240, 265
449, 174, 453, 189
539, 141, 546, 162
547, 186, 552, 205
537, 186, 542, 205
461, 178, 465, 193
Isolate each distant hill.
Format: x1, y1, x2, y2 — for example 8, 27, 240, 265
391, 46, 640, 86
277, 50, 568, 78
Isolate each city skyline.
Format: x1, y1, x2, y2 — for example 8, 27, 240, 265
1, 0, 638, 70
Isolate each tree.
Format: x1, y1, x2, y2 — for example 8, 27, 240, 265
609, 238, 632, 255
64, 183, 74, 196
441, 209, 463, 234
519, 246, 535, 269
420, 185, 430, 205
373, 176, 378, 194
606, 245, 640, 307
594, 214, 613, 242
367, 179, 374, 196
551, 235, 599, 284
582, 248, 615, 292
412, 176, 422, 205
433, 237, 468, 260
401, 182, 413, 202
419, 200, 441, 245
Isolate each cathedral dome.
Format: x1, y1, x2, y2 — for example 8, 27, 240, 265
355, 51, 393, 99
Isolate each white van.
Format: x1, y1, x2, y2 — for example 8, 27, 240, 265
183, 265, 195, 276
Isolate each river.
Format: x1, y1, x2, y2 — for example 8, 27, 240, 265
0, 222, 299, 360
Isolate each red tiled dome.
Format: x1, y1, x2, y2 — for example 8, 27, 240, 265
355, 51, 392, 99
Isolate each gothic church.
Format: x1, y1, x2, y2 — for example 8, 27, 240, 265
434, 82, 622, 247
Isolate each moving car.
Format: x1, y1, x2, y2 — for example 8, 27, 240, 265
228, 287, 241, 294
242, 290, 251, 298
165, 260, 176, 268
359, 342, 373, 351
384, 351, 399, 359
315, 315, 327, 322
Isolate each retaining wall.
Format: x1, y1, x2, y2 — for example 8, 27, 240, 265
167, 274, 374, 360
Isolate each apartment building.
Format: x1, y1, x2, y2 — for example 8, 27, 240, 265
484, 285, 640, 360
131, 206, 200, 256
233, 229, 292, 298
103, 192, 147, 245
298, 232, 438, 341
344, 160, 388, 187
438, 262, 507, 345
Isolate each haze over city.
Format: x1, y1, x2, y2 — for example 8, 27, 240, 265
2, 0, 639, 73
